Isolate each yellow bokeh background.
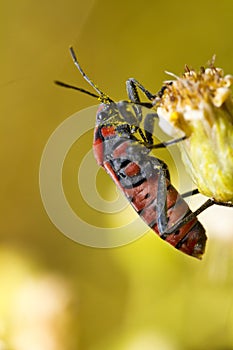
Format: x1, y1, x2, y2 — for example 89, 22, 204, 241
2, 0, 233, 349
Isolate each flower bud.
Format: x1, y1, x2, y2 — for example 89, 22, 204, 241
155, 61, 233, 203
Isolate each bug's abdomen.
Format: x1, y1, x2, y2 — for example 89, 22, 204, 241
105, 157, 206, 258
93, 125, 207, 259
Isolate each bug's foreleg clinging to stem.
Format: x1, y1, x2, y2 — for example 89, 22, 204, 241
126, 78, 156, 103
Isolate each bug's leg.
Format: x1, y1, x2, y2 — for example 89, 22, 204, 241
147, 136, 187, 149
126, 78, 172, 104
117, 101, 149, 144
126, 79, 156, 130
125, 80, 145, 125
142, 112, 187, 148
133, 113, 186, 148
156, 164, 170, 235
162, 198, 233, 236
116, 101, 146, 143
212, 201, 233, 208
181, 189, 199, 198
155, 165, 213, 236
126, 79, 186, 147
161, 199, 215, 237
125, 79, 165, 145
141, 114, 187, 148
126, 79, 187, 147
126, 78, 156, 103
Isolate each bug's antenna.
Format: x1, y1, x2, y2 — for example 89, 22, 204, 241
54, 80, 100, 99
69, 46, 113, 103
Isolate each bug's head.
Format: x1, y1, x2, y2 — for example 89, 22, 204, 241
96, 102, 119, 125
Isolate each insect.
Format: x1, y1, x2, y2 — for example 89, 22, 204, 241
55, 47, 207, 259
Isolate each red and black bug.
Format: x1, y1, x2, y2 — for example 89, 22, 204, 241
55, 47, 207, 259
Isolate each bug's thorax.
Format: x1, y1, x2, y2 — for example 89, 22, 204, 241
96, 102, 131, 127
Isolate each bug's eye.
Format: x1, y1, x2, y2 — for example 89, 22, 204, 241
96, 103, 113, 123
97, 112, 103, 120
97, 111, 108, 122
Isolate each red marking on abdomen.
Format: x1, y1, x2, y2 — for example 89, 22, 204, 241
112, 141, 130, 158
124, 175, 159, 211
93, 127, 104, 166
124, 162, 141, 177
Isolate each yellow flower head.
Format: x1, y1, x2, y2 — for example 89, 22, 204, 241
155, 59, 233, 203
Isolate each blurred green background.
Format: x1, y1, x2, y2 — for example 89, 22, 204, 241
2, 0, 233, 349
